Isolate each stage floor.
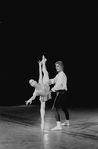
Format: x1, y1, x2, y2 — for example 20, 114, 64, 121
0, 105, 98, 149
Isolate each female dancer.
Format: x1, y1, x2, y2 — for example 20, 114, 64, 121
26, 55, 51, 129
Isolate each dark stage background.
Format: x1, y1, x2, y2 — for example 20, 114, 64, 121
0, 2, 98, 107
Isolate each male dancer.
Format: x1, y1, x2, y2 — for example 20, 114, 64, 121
50, 61, 70, 130
26, 55, 51, 129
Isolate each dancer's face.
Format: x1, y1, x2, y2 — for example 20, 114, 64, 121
31, 81, 37, 87
29, 80, 37, 87
55, 64, 62, 72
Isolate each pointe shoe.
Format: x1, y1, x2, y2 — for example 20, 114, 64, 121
42, 55, 47, 63
51, 125, 62, 131
61, 121, 70, 126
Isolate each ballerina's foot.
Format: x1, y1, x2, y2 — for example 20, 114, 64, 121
42, 55, 47, 63
41, 122, 45, 130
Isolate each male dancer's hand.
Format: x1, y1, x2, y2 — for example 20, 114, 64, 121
51, 87, 55, 92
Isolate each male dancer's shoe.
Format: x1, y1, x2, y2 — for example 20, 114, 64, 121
61, 120, 70, 126
51, 121, 62, 130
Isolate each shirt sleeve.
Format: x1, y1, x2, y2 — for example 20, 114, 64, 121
49, 78, 55, 84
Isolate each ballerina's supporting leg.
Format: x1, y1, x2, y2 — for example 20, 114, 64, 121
40, 96, 46, 129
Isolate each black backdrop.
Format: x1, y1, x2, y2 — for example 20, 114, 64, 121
0, 2, 98, 107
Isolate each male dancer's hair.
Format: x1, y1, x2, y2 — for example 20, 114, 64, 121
55, 61, 64, 70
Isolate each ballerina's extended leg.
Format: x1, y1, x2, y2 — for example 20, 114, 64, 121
42, 55, 49, 85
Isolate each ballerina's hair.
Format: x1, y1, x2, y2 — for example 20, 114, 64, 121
29, 79, 35, 84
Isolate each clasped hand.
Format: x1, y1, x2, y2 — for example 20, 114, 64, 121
51, 87, 55, 92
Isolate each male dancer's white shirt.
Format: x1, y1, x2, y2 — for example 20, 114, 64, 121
50, 71, 67, 92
